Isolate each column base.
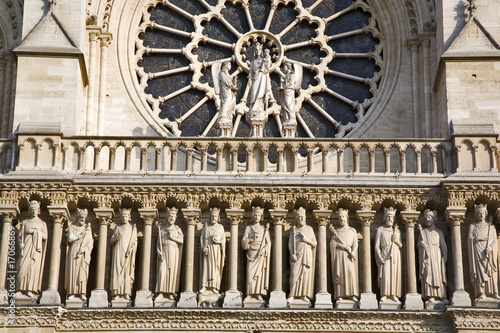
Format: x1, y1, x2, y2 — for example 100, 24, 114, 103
359, 292, 378, 310
0, 289, 8, 305
178, 291, 197, 308
288, 297, 311, 309
223, 289, 243, 308
88, 289, 109, 308
134, 289, 153, 308
154, 296, 176, 308
39, 289, 61, 305
314, 292, 333, 309
403, 292, 424, 310
13, 292, 38, 305
450, 290, 471, 307
268, 290, 287, 308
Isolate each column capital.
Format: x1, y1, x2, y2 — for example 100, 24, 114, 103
225, 208, 245, 225
399, 210, 420, 228
138, 208, 158, 225
47, 205, 70, 224
356, 210, 376, 227
445, 207, 467, 227
181, 208, 201, 225
269, 209, 288, 225
94, 208, 114, 225
0, 206, 19, 224
313, 210, 332, 226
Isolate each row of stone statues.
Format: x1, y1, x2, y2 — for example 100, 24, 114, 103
11, 201, 500, 308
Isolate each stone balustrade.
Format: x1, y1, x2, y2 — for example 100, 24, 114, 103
12, 134, 479, 176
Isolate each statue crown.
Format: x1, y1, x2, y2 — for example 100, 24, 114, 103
77, 208, 88, 217
167, 207, 178, 214
337, 208, 348, 217
121, 208, 131, 216
294, 207, 306, 216
29, 200, 40, 210
252, 206, 264, 214
210, 207, 220, 214
474, 204, 487, 214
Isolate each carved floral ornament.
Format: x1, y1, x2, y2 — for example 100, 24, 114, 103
134, 0, 383, 138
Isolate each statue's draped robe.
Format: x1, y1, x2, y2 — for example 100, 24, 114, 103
330, 227, 358, 299
468, 222, 499, 297
65, 224, 94, 296
200, 223, 226, 291
418, 227, 447, 299
281, 71, 296, 123
249, 55, 271, 116
17, 218, 47, 293
110, 223, 138, 297
241, 223, 271, 296
218, 69, 235, 121
375, 226, 401, 298
156, 224, 183, 295
288, 225, 317, 299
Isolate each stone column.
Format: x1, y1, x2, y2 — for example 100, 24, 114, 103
86, 30, 100, 135
0, 207, 18, 305
223, 208, 244, 308
407, 39, 421, 137
496, 208, 500, 286
400, 211, 424, 310
268, 209, 287, 308
40, 206, 70, 305
89, 208, 114, 308
445, 207, 471, 306
135, 208, 158, 307
178, 208, 200, 307
97, 34, 112, 136
356, 210, 378, 309
313, 210, 333, 308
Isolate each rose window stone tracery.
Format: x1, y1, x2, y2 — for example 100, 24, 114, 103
135, 0, 383, 138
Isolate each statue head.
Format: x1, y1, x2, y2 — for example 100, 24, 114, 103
76, 208, 88, 225
284, 62, 293, 72
121, 208, 132, 224
423, 209, 437, 227
337, 208, 349, 227
210, 207, 220, 224
383, 207, 396, 227
294, 207, 306, 227
166, 207, 178, 225
28, 200, 41, 218
254, 42, 263, 57
251, 206, 264, 224
474, 204, 488, 223
222, 61, 231, 72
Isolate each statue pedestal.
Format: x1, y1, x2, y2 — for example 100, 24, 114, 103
178, 291, 197, 308
450, 290, 471, 307
0, 289, 8, 305
474, 297, 500, 308
283, 122, 296, 138
379, 298, 402, 310
40, 289, 61, 305
335, 299, 358, 309
404, 292, 424, 310
134, 290, 153, 307
243, 296, 265, 308
248, 115, 266, 137
314, 292, 333, 309
198, 290, 222, 308
88, 289, 108, 308
288, 297, 311, 309
359, 292, 378, 309
219, 120, 233, 137
154, 296, 176, 308
425, 299, 449, 310
223, 289, 243, 308
13, 293, 38, 306
111, 297, 132, 308
268, 290, 287, 308
66, 297, 87, 308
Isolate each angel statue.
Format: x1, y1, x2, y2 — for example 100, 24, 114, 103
280, 61, 302, 125
212, 61, 238, 133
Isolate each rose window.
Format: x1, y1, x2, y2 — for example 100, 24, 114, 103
136, 0, 382, 138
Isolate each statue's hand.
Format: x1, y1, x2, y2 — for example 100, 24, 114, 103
203, 246, 209, 255
379, 258, 386, 265
291, 255, 297, 262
